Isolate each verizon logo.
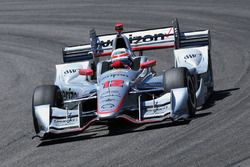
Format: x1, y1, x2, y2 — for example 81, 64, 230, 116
99, 33, 171, 48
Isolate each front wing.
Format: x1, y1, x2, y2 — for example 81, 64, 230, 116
33, 87, 189, 139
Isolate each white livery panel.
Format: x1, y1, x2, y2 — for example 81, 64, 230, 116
55, 61, 96, 100
174, 46, 209, 74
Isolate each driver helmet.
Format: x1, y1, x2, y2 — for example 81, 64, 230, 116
111, 48, 132, 67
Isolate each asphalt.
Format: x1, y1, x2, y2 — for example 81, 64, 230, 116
0, 0, 250, 167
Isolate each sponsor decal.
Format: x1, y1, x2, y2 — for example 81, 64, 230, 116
184, 53, 202, 60
101, 103, 115, 109
102, 98, 116, 102
53, 117, 78, 126
129, 33, 166, 44
63, 69, 78, 75
99, 32, 172, 48
103, 80, 124, 88
100, 90, 121, 98
62, 88, 77, 100
144, 106, 168, 116
100, 73, 129, 81
112, 69, 127, 73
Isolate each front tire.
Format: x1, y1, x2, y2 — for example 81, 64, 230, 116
163, 67, 196, 118
32, 85, 63, 133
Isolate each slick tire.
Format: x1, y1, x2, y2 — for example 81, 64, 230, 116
32, 85, 63, 133
163, 67, 196, 117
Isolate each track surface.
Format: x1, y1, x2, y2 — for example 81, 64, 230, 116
0, 0, 249, 166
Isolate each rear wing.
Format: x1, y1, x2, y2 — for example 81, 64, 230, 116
63, 19, 210, 63
63, 27, 175, 63
173, 18, 210, 50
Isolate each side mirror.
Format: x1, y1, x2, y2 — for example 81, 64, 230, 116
140, 60, 156, 69
79, 69, 94, 76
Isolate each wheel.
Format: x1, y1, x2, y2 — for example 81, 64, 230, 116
32, 85, 63, 133
163, 67, 196, 117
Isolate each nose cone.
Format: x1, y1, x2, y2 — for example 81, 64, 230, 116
97, 86, 128, 120
97, 69, 138, 120
97, 78, 129, 119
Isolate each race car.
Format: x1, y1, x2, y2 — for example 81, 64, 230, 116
32, 19, 213, 139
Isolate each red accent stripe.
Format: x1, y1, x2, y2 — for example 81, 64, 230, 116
140, 60, 156, 68
166, 27, 173, 37
110, 80, 124, 87
95, 44, 175, 57
117, 114, 170, 124
132, 44, 175, 51
112, 53, 129, 59
103, 81, 110, 88
95, 52, 112, 57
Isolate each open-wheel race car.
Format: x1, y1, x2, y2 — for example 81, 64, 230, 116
32, 19, 213, 139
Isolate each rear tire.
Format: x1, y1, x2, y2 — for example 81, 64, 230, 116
32, 85, 63, 133
163, 67, 196, 118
